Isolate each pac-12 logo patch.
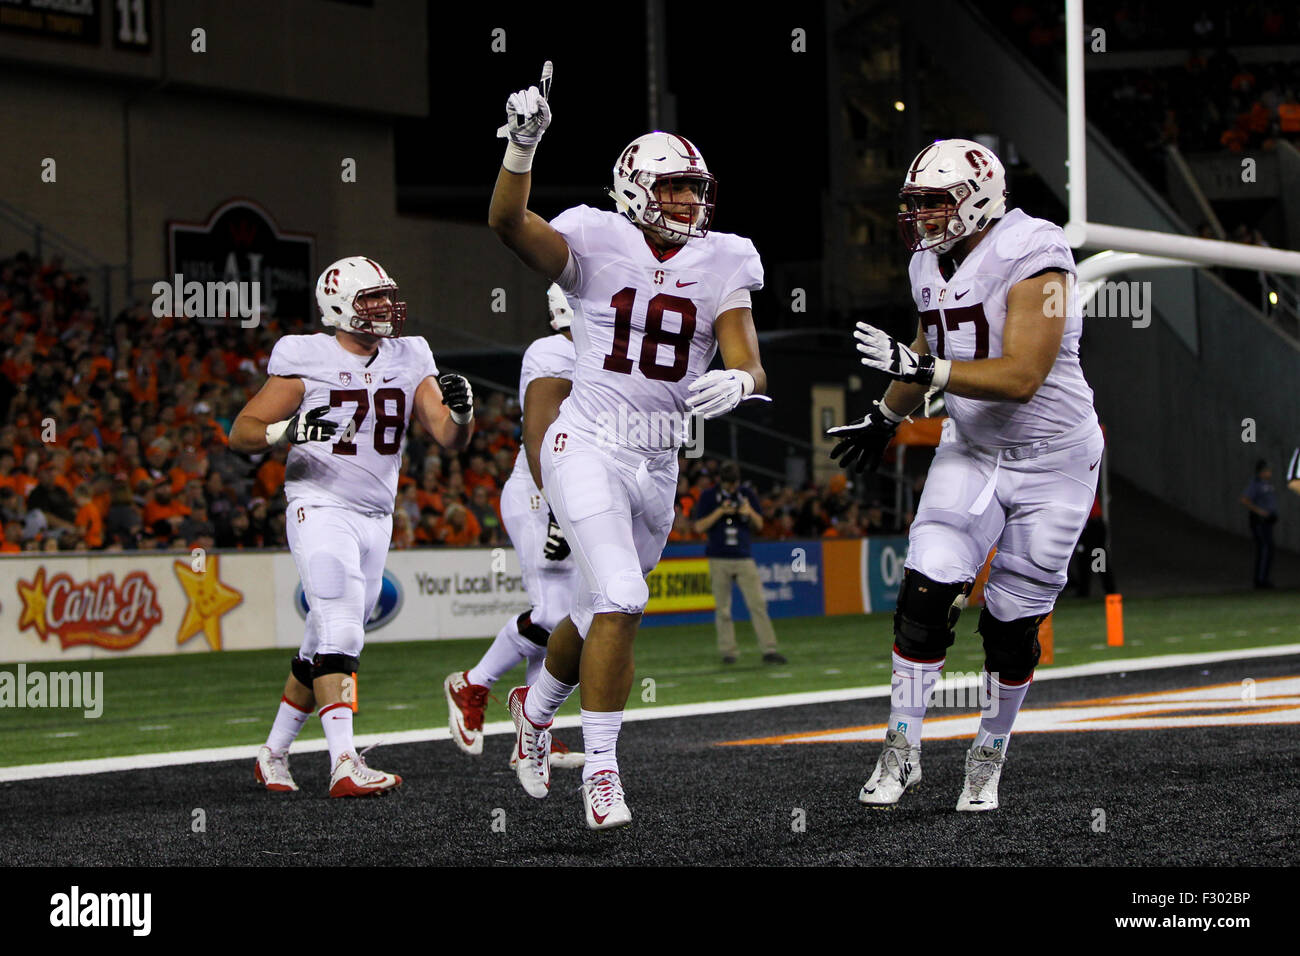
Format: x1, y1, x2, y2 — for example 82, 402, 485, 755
921, 288, 931, 307
339, 371, 352, 386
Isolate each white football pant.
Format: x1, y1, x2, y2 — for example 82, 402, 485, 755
540, 420, 678, 637
904, 417, 1103, 621
286, 504, 392, 661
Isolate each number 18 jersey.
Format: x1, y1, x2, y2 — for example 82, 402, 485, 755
550, 205, 764, 454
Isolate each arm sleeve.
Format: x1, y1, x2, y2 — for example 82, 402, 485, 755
521, 337, 575, 382
720, 238, 765, 301
266, 338, 301, 377
550, 205, 595, 295
1004, 224, 1077, 288
412, 337, 440, 381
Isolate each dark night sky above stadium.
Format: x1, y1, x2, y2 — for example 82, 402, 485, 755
399, 3, 829, 267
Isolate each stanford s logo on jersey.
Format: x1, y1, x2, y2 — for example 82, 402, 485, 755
653, 269, 664, 286
553, 432, 567, 453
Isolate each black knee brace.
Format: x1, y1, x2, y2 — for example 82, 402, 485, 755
892, 570, 972, 661
312, 653, 360, 679
978, 607, 1045, 683
290, 655, 315, 691
516, 611, 551, 648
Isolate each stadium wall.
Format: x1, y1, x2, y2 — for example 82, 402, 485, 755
0, 539, 907, 663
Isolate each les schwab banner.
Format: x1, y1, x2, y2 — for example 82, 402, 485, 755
0, 538, 907, 662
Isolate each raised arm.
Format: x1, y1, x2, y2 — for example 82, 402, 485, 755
487, 62, 572, 281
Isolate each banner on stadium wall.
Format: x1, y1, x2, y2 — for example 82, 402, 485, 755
639, 537, 907, 628
0, 536, 910, 661
0, 552, 276, 663
270, 548, 532, 646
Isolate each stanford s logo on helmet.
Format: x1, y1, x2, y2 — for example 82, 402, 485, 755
898, 139, 1008, 254
607, 131, 717, 245
315, 256, 408, 338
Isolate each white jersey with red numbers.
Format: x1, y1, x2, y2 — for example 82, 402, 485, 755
550, 204, 764, 454
909, 208, 1097, 447
510, 332, 577, 485
267, 331, 439, 514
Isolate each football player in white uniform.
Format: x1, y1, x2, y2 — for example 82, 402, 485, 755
443, 283, 584, 770
828, 139, 1103, 811
233, 256, 474, 797
488, 63, 767, 829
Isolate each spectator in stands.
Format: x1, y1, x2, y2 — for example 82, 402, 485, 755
27, 467, 77, 533
103, 482, 142, 550
467, 483, 501, 546
693, 461, 785, 665
436, 503, 480, 547
1240, 459, 1277, 589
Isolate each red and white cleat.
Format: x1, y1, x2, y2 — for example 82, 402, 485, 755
444, 671, 489, 755
581, 770, 632, 830
254, 745, 298, 792
508, 686, 551, 798
328, 751, 402, 798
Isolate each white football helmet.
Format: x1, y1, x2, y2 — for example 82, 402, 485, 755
546, 282, 572, 331
898, 139, 1008, 254
607, 131, 716, 245
315, 256, 407, 337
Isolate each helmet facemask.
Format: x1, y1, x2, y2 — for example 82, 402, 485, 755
898, 186, 970, 254
642, 172, 717, 244
348, 285, 407, 338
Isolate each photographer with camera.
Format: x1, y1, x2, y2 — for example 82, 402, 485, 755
692, 462, 786, 665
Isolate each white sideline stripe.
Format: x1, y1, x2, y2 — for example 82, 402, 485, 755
3, 643, 1297, 783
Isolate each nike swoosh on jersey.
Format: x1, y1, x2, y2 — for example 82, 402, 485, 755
676, 280, 697, 287
383, 376, 397, 382
1089, 459, 1100, 470
954, 290, 970, 300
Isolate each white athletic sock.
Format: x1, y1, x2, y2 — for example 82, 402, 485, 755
522, 643, 548, 686
581, 709, 624, 780
524, 664, 576, 727
265, 697, 312, 753
973, 670, 1031, 755
887, 650, 944, 749
467, 616, 531, 689
320, 703, 355, 767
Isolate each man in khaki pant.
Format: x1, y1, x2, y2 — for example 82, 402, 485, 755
692, 462, 786, 665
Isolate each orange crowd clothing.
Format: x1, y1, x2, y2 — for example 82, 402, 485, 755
1280, 102, 1300, 133
254, 458, 286, 498
75, 503, 103, 548
141, 499, 191, 528
436, 512, 481, 547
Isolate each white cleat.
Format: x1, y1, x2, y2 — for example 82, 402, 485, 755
328, 750, 402, 798
444, 671, 488, 755
859, 728, 921, 807
508, 686, 552, 798
956, 745, 1004, 811
254, 745, 298, 792
581, 769, 632, 830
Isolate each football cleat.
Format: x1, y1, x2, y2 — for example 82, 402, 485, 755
508, 686, 552, 798
581, 770, 632, 830
254, 745, 298, 792
328, 750, 402, 798
511, 736, 587, 770
444, 671, 489, 755
956, 745, 1005, 811
859, 728, 921, 807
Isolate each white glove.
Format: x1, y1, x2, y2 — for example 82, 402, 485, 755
854, 321, 951, 389
497, 61, 553, 173
686, 369, 757, 420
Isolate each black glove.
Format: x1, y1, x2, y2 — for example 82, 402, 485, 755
287, 405, 339, 444
825, 407, 900, 473
439, 372, 474, 424
543, 510, 571, 561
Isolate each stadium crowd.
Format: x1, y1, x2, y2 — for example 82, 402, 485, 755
0, 252, 903, 556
